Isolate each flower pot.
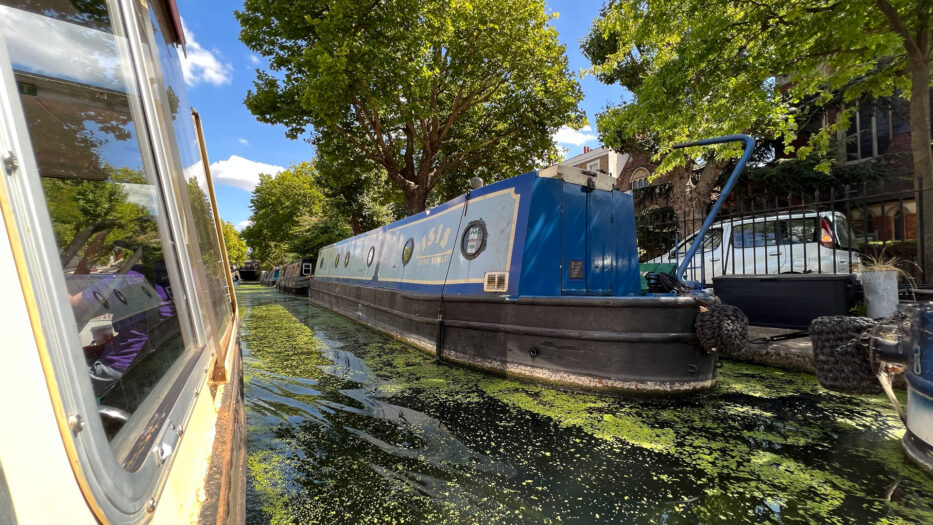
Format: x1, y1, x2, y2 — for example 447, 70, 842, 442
860, 270, 898, 318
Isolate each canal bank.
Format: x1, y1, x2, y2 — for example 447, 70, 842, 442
237, 284, 933, 524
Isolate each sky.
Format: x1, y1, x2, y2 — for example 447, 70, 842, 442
175, 0, 629, 230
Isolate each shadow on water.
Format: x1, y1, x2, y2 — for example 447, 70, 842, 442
237, 284, 933, 524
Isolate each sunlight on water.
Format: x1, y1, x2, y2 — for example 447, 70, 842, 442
238, 284, 933, 524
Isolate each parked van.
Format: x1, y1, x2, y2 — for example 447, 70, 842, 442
651, 211, 861, 284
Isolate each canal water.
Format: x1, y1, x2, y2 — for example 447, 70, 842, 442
238, 284, 933, 524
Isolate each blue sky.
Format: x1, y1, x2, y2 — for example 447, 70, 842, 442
176, 0, 628, 229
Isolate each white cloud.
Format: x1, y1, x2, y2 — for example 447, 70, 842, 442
238, 138, 250, 146
249, 54, 260, 65
236, 220, 252, 231
553, 125, 598, 147
210, 155, 285, 192
179, 18, 232, 87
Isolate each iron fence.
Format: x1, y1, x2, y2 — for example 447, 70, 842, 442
635, 181, 927, 288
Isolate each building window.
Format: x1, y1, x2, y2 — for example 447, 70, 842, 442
845, 98, 901, 162
631, 167, 651, 190
586, 160, 600, 172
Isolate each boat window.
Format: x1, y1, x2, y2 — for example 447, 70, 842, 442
367, 246, 375, 266
0, 0, 196, 445
302, 262, 312, 274
402, 238, 414, 265
344, 251, 350, 267
139, 0, 231, 338
461, 220, 487, 260
335, 253, 340, 267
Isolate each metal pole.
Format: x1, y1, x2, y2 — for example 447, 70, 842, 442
674, 135, 755, 282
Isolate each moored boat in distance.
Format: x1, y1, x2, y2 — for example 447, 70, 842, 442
0, 0, 245, 522
309, 143, 753, 393
277, 258, 314, 295
239, 260, 261, 281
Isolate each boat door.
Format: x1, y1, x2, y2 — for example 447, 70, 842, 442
561, 183, 614, 295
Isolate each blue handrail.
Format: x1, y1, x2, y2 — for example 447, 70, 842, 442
673, 134, 756, 283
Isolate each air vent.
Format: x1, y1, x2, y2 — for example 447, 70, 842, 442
484, 272, 508, 293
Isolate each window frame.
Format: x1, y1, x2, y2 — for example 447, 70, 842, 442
630, 167, 650, 190
0, 1, 215, 521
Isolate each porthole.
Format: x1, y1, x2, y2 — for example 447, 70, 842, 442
367, 246, 375, 266
460, 219, 487, 260
402, 238, 414, 265
344, 251, 350, 267
335, 253, 340, 267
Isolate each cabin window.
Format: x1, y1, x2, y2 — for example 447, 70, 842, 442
141, 0, 232, 337
461, 220, 487, 260
367, 246, 375, 266
302, 262, 312, 274
402, 238, 414, 265
0, 0, 205, 449
344, 251, 350, 267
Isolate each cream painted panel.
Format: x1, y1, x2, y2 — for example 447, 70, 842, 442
0, 210, 96, 524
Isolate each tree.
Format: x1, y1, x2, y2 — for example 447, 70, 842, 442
221, 221, 248, 267
240, 162, 325, 266
312, 133, 401, 235
585, 0, 933, 280
238, 0, 583, 214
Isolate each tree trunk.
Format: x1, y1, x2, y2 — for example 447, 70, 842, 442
349, 215, 364, 236
908, 56, 933, 283
402, 186, 428, 215
667, 161, 728, 237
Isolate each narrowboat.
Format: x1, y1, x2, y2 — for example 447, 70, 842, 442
277, 258, 314, 295
310, 136, 753, 393
0, 0, 245, 523
238, 260, 261, 281
260, 268, 280, 286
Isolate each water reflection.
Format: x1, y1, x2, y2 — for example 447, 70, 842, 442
239, 285, 933, 524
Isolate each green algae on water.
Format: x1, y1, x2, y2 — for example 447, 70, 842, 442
237, 288, 933, 524
241, 303, 331, 379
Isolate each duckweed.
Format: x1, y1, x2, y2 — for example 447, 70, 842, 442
240, 287, 933, 524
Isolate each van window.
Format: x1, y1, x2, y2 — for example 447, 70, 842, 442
733, 222, 778, 248
0, 2, 194, 441
677, 228, 722, 254
832, 216, 855, 248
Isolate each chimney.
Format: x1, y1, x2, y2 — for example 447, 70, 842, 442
583, 146, 590, 153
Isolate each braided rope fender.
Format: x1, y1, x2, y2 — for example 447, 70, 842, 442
696, 304, 748, 354
809, 316, 880, 394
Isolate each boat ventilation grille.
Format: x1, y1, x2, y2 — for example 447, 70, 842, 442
484, 272, 508, 293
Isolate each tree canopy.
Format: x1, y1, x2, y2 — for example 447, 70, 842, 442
240, 161, 357, 267
222, 221, 248, 267
237, 0, 583, 214
584, 0, 932, 277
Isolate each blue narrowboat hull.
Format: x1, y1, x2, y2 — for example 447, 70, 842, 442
310, 167, 717, 393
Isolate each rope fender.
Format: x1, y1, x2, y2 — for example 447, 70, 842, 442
809, 316, 880, 394
696, 304, 748, 355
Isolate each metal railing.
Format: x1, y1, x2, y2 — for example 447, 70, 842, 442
636, 181, 926, 287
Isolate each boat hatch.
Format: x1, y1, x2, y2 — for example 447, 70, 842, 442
561, 182, 615, 295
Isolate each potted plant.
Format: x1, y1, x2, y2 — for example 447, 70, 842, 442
859, 248, 913, 318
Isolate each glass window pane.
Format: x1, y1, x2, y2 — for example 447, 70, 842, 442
139, 1, 231, 335
0, 2, 193, 440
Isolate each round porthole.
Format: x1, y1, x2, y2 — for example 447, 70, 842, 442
344, 251, 350, 267
460, 219, 487, 260
367, 246, 375, 267
334, 253, 339, 268
402, 238, 414, 265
